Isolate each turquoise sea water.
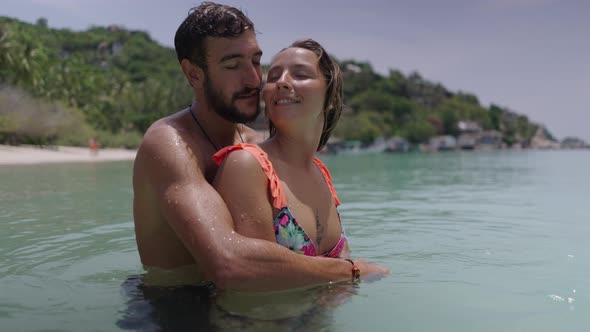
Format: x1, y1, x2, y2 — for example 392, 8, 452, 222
1, 151, 588, 331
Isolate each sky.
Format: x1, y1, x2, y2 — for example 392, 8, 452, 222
3, 0, 589, 141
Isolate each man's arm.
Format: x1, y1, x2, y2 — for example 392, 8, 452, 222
138, 129, 384, 291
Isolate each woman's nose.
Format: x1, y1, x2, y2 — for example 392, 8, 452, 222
276, 73, 292, 90
276, 81, 290, 90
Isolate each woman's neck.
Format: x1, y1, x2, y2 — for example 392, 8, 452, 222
262, 129, 320, 169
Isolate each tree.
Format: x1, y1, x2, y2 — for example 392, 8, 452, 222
0, 25, 15, 80
489, 104, 502, 130
402, 119, 436, 143
36, 17, 48, 28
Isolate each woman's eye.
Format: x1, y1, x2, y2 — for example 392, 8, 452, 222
294, 72, 310, 79
266, 74, 279, 82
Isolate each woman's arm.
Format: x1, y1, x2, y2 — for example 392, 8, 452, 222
213, 149, 277, 242
212, 149, 389, 289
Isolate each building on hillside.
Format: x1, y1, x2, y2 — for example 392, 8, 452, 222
429, 135, 456, 151
457, 120, 481, 150
385, 137, 410, 153
477, 130, 503, 150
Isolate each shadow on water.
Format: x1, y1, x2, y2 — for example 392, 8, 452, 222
117, 275, 215, 331
117, 275, 359, 331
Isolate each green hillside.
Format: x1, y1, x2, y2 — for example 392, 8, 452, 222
0, 17, 548, 148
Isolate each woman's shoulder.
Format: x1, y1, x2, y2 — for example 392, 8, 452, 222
213, 143, 265, 164
214, 143, 267, 172
213, 143, 286, 208
213, 145, 269, 195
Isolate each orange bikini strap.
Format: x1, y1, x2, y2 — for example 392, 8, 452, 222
213, 143, 287, 209
312, 157, 341, 206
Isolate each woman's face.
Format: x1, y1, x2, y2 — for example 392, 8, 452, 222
263, 47, 327, 130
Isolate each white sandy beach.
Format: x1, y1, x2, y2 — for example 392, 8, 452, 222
0, 144, 137, 165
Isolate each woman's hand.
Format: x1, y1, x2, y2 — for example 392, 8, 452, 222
353, 258, 390, 282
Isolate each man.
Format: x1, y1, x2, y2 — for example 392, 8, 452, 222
133, 2, 387, 291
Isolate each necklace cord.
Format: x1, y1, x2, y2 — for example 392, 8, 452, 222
187, 103, 244, 151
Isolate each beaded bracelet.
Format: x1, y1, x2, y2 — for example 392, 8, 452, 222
344, 258, 361, 282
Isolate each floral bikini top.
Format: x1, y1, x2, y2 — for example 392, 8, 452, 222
213, 143, 347, 258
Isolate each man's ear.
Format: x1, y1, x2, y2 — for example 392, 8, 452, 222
180, 59, 204, 87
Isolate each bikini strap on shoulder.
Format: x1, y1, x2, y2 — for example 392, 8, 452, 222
213, 143, 287, 209
312, 157, 341, 206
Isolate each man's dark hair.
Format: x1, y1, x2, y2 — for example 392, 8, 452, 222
174, 2, 255, 70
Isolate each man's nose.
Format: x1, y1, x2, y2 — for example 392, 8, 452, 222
243, 63, 261, 88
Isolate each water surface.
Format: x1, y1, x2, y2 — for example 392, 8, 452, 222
1, 151, 588, 331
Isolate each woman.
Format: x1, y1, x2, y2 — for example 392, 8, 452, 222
213, 39, 349, 260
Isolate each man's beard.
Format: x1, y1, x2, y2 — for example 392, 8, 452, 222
204, 77, 261, 124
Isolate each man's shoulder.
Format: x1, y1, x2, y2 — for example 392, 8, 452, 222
135, 111, 204, 173
139, 111, 200, 153
142, 112, 185, 143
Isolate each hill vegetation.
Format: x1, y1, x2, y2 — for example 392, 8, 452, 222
0, 17, 547, 148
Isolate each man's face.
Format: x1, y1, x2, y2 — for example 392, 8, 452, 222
202, 30, 263, 123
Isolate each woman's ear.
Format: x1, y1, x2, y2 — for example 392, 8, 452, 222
180, 59, 204, 87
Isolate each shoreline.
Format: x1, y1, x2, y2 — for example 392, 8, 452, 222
0, 144, 137, 165
2, 143, 586, 166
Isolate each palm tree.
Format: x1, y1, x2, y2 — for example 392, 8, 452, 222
0, 26, 15, 79
0, 27, 37, 88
